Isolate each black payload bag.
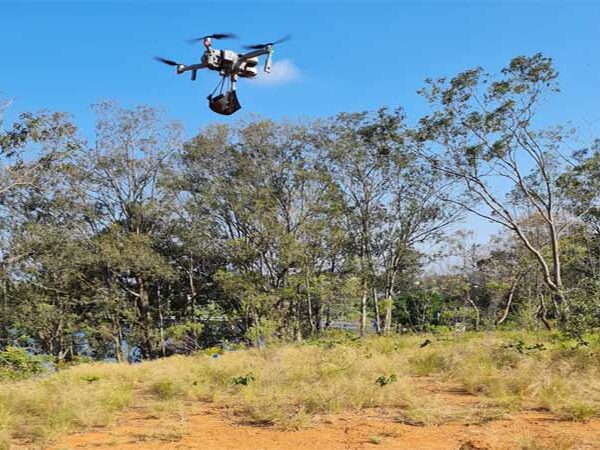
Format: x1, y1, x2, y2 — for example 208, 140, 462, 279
207, 90, 241, 115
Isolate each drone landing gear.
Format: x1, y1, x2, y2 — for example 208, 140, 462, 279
207, 75, 241, 115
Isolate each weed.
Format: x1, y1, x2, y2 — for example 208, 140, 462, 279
0, 348, 46, 381
149, 380, 183, 400
375, 374, 397, 386
1, 330, 600, 447
80, 375, 100, 383
367, 435, 382, 445
517, 436, 579, 450
231, 373, 255, 386
409, 352, 448, 375
132, 431, 185, 442
503, 340, 546, 355
558, 401, 599, 422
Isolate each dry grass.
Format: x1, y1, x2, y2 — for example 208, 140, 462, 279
1, 330, 599, 448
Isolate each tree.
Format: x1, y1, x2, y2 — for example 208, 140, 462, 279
321, 109, 406, 336
321, 108, 456, 336
415, 53, 584, 325
557, 139, 600, 334
377, 158, 459, 334
71, 102, 183, 359
179, 119, 342, 341
0, 103, 80, 351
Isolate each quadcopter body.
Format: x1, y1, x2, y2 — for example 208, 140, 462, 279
155, 34, 289, 115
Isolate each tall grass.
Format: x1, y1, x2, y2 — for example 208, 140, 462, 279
1, 330, 599, 448
405, 331, 600, 419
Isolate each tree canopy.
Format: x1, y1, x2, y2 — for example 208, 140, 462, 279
1, 54, 599, 362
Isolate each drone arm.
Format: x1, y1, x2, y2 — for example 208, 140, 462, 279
179, 62, 207, 72
177, 62, 207, 80
239, 47, 271, 59
239, 46, 273, 72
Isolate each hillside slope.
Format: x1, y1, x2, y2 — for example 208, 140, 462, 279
3, 332, 600, 449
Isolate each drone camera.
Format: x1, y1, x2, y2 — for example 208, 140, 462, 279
245, 57, 258, 68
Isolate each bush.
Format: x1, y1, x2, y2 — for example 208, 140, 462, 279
0, 347, 46, 381
149, 379, 184, 400
562, 289, 600, 339
166, 322, 205, 354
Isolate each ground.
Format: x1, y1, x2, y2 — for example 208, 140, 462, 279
5, 333, 600, 450
44, 377, 600, 450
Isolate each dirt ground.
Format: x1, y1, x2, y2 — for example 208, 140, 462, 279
45, 378, 600, 450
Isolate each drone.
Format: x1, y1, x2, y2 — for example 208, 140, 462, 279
155, 33, 290, 115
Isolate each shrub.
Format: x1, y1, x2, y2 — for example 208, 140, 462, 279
375, 374, 397, 387
149, 379, 183, 400
231, 373, 255, 386
563, 291, 600, 340
0, 347, 46, 381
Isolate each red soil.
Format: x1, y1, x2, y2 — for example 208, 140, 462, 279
45, 378, 600, 450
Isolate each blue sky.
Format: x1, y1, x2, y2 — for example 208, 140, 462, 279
2, 1, 599, 136
2, 0, 600, 243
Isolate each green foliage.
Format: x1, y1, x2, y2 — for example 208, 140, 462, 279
375, 373, 397, 386
80, 374, 101, 383
149, 379, 183, 400
200, 346, 224, 356
245, 318, 278, 346
2, 54, 600, 364
0, 347, 46, 381
308, 330, 361, 349
562, 284, 600, 339
394, 290, 444, 331
166, 322, 205, 353
231, 373, 255, 386
503, 340, 546, 355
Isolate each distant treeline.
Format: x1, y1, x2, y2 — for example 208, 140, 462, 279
0, 54, 599, 362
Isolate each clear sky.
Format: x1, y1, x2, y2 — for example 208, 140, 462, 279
2, 1, 600, 134
2, 0, 600, 242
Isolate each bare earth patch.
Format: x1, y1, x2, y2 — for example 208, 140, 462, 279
44, 377, 600, 450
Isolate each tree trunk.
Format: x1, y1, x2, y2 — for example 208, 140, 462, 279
295, 298, 303, 342
538, 294, 552, 330
315, 294, 322, 334
113, 317, 124, 363
305, 271, 315, 336
188, 256, 197, 321
136, 274, 155, 359
359, 283, 368, 338
0, 263, 8, 350
383, 274, 396, 335
466, 291, 480, 331
496, 278, 518, 326
372, 286, 381, 334
158, 285, 166, 358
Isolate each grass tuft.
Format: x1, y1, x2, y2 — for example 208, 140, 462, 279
1, 330, 599, 447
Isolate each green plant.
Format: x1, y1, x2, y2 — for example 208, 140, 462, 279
231, 373, 255, 386
80, 374, 100, 383
375, 374, 397, 387
0, 347, 46, 380
149, 380, 183, 399
503, 340, 546, 354
367, 435, 382, 445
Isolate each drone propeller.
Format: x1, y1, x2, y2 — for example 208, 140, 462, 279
187, 33, 238, 44
243, 34, 291, 50
154, 56, 182, 67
